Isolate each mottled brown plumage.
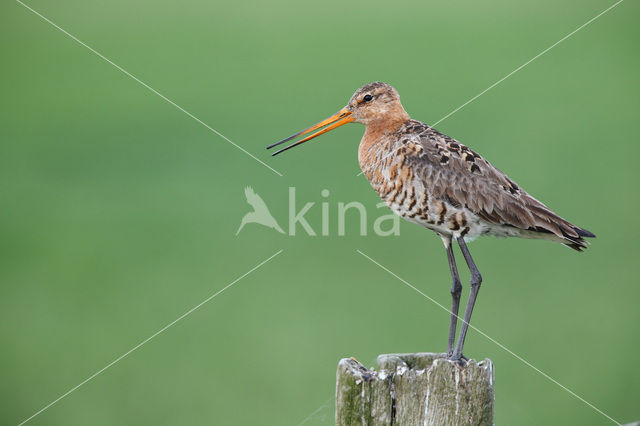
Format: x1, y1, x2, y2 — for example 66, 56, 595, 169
350, 82, 594, 251
269, 81, 595, 360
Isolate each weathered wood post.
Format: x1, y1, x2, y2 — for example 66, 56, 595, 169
336, 353, 494, 425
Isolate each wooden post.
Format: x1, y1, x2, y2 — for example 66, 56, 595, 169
335, 353, 494, 425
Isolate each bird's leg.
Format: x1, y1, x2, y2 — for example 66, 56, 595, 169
443, 236, 463, 357
450, 237, 483, 361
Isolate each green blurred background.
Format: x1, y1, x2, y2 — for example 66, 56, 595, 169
2, 0, 638, 424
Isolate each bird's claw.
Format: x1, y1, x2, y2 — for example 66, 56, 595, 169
447, 353, 469, 365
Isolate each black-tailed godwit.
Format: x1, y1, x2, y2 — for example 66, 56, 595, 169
268, 81, 595, 361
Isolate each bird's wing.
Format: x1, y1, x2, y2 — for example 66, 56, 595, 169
402, 121, 586, 240
244, 186, 270, 212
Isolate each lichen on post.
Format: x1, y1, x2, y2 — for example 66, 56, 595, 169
335, 353, 494, 426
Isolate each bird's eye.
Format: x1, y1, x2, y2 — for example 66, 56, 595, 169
363, 94, 373, 102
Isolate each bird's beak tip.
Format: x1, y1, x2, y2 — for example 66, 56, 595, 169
267, 107, 353, 155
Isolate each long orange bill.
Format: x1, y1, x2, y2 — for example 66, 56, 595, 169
267, 107, 354, 156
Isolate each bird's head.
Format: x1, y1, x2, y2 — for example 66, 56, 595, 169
268, 82, 409, 156
347, 82, 408, 126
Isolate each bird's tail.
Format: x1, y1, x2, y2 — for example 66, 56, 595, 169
523, 200, 596, 252
560, 226, 596, 252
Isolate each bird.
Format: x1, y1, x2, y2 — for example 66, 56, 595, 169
236, 186, 285, 235
267, 81, 595, 361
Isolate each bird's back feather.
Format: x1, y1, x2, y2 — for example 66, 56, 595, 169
360, 120, 595, 250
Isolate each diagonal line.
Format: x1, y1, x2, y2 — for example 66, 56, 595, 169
297, 394, 334, 425
356, 249, 621, 426
16, 0, 283, 177
356, 0, 624, 177
18, 249, 284, 426
430, 0, 624, 127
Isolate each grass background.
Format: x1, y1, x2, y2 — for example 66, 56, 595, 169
1, 0, 639, 424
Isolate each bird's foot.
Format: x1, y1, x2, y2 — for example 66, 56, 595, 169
447, 353, 469, 365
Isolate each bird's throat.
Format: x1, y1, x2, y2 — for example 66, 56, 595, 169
361, 113, 410, 151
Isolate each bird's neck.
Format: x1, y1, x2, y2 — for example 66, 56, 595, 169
361, 109, 410, 148
364, 101, 409, 134
358, 110, 411, 174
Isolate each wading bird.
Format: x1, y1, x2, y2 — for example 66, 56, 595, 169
267, 82, 594, 361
